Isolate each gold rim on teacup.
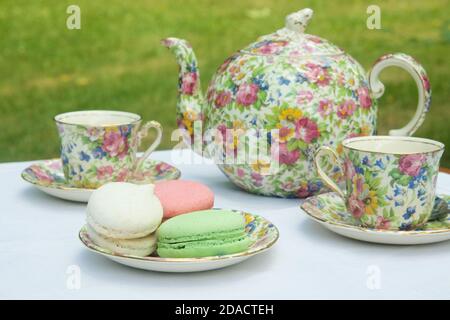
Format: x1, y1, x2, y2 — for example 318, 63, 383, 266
342, 136, 444, 156
54, 110, 142, 127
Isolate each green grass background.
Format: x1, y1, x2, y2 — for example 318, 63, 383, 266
0, 0, 449, 166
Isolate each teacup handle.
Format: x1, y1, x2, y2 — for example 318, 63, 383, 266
133, 121, 163, 173
368, 53, 431, 136
314, 146, 346, 199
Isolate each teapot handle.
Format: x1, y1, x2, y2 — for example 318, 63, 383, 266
368, 53, 431, 136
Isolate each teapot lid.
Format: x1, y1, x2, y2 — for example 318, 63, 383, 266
240, 8, 344, 57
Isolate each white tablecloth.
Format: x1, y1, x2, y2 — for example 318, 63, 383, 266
1, 149, 450, 299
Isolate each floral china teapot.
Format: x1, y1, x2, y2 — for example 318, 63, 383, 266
163, 8, 431, 198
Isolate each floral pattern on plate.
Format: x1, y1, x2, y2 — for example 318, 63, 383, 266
79, 210, 279, 262
302, 192, 450, 233
21, 158, 181, 190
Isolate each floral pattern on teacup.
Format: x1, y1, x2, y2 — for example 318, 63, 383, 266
58, 123, 140, 188
343, 148, 443, 230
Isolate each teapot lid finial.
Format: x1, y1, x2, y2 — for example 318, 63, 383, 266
240, 8, 343, 57
285, 8, 313, 34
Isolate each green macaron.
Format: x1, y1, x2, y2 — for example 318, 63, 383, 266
156, 209, 252, 258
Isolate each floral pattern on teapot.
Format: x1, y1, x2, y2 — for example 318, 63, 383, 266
206, 52, 377, 198
164, 8, 431, 198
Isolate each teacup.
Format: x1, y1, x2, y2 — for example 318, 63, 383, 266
55, 110, 162, 189
314, 136, 444, 231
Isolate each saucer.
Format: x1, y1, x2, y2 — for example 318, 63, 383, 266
79, 210, 279, 272
301, 193, 450, 245
21, 158, 181, 202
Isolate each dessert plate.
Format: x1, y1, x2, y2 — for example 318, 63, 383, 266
79, 211, 279, 272
21, 158, 181, 202
301, 193, 450, 245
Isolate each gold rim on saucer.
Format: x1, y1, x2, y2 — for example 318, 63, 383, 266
301, 193, 450, 236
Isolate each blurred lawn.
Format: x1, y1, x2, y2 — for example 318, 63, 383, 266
0, 0, 449, 166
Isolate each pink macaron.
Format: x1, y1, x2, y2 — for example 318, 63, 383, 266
154, 180, 215, 218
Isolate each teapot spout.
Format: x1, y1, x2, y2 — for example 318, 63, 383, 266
162, 38, 205, 148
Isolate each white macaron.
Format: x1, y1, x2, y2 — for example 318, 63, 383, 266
86, 224, 157, 257
87, 182, 163, 239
